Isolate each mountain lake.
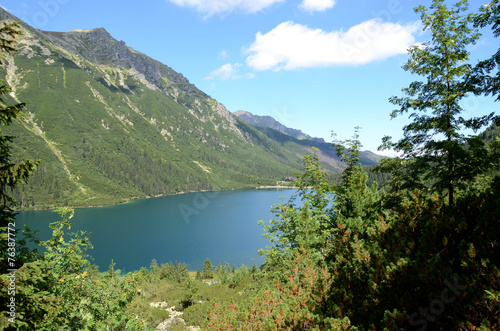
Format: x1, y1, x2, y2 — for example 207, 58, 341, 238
15, 189, 296, 273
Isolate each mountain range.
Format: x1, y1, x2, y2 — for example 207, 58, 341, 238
0, 8, 382, 209
233, 110, 326, 143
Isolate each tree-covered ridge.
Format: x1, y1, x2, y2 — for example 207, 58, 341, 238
479, 123, 499, 144
0, 7, 359, 209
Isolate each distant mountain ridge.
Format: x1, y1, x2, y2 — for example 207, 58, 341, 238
233, 110, 383, 169
0, 8, 381, 208
234, 110, 326, 143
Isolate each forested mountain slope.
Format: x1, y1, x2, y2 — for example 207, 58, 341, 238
0, 8, 351, 208
479, 123, 499, 144
0, 8, 389, 209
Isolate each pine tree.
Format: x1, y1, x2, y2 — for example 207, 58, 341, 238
195, 268, 202, 280
0, 21, 38, 272
203, 258, 213, 279
149, 258, 159, 274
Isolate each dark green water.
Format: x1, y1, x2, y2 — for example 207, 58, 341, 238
15, 189, 295, 273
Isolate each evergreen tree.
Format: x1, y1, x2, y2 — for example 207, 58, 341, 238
215, 262, 227, 283
379, 0, 498, 205
203, 258, 213, 279
178, 262, 188, 283
195, 268, 202, 281
181, 276, 199, 308
149, 258, 159, 274
0, 21, 38, 272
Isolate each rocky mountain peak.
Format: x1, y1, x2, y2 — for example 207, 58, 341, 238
41, 27, 132, 65
234, 110, 326, 143
36, 24, 199, 97
0, 6, 20, 22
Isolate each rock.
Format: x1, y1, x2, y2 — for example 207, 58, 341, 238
150, 302, 200, 330
156, 317, 185, 330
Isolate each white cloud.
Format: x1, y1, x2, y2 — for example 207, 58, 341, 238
206, 63, 239, 80
167, 0, 284, 16
206, 63, 254, 80
299, 0, 336, 12
374, 149, 403, 158
245, 19, 420, 71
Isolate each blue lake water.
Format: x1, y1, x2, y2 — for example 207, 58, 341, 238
15, 189, 296, 273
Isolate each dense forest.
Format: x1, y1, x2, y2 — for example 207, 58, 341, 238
1, 0, 499, 330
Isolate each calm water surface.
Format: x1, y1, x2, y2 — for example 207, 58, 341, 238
15, 189, 295, 273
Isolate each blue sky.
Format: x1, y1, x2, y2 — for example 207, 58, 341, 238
2, 0, 498, 153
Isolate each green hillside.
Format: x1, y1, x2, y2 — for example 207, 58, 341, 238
0, 9, 357, 209
479, 123, 499, 144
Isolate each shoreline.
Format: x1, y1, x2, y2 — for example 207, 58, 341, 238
15, 185, 298, 212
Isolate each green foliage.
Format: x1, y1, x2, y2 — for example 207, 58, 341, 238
260, 130, 379, 272
180, 276, 199, 308
149, 258, 159, 275
0, 11, 384, 210
158, 261, 189, 284
470, 0, 500, 100
195, 268, 201, 281
207, 118, 499, 329
0, 21, 21, 56
202, 258, 213, 280
479, 123, 500, 145
259, 150, 335, 270
208, 131, 374, 329
0, 21, 38, 272
121, 258, 262, 329
205, 247, 345, 330
379, 0, 498, 205
1, 2, 499, 330
0, 17, 351, 209
0, 208, 147, 330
